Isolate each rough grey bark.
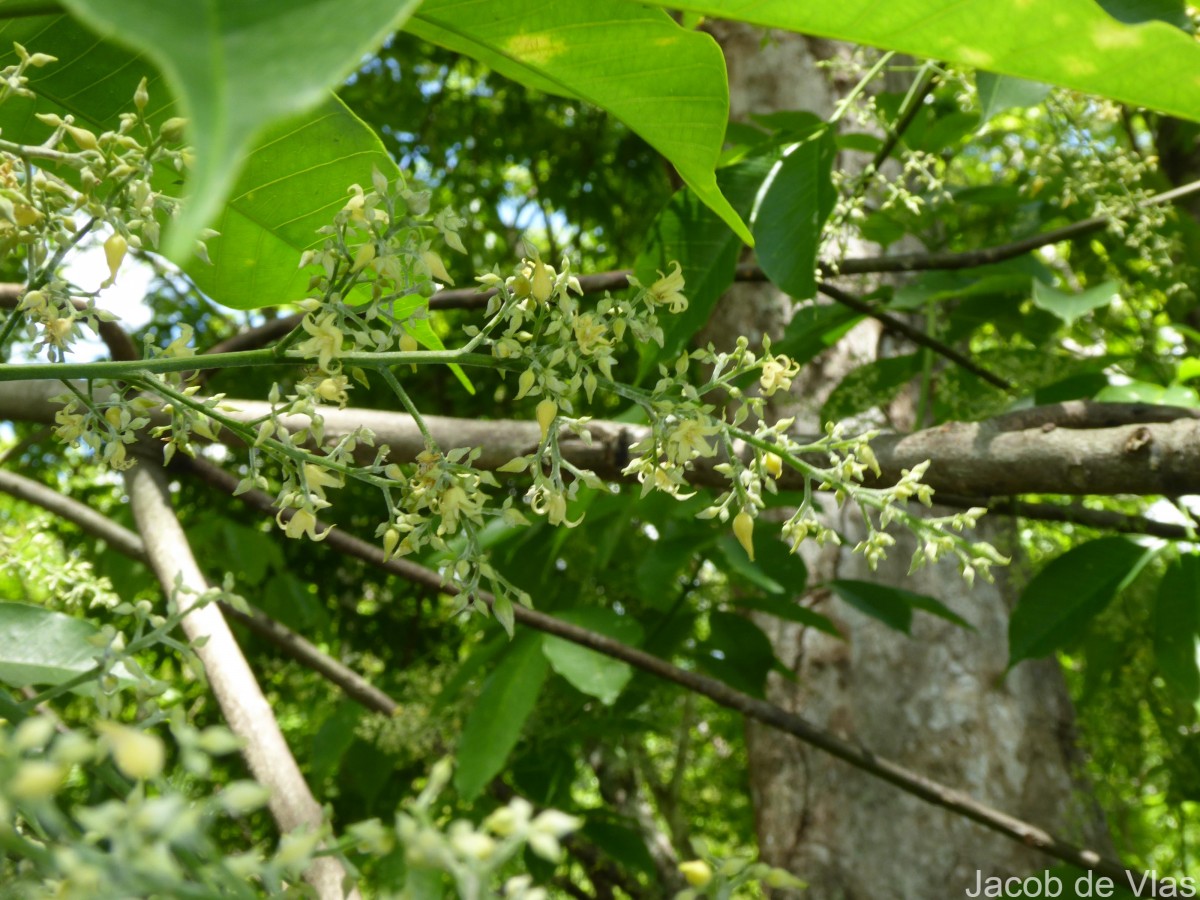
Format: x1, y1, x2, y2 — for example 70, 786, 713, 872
704, 22, 1114, 897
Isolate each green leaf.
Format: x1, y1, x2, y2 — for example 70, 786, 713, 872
774, 302, 861, 365
635, 151, 776, 379
820, 352, 922, 424
828, 580, 911, 633
657, 1, 1200, 124
1155, 554, 1200, 702
407, 0, 751, 244
696, 610, 776, 697
1095, 380, 1200, 407
542, 609, 644, 705
1008, 537, 1152, 667
454, 635, 549, 800
59, 0, 421, 259
0, 601, 111, 687
975, 72, 1052, 124
1031, 279, 1119, 326
190, 99, 398, 309
830, 580, 973, 632
752, 129, 837, 300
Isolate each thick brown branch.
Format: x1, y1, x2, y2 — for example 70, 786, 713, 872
4, 383, 1200, 497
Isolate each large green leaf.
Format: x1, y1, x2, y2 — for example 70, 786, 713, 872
0, 601, 112, 687
454, 634, 549, 801
752, 128, 836, 301
542, 609, 644, 705
407, 0, 751, 245
1154, 554, 1200, 702
58, 0, 421, 259
1008, 537, 1152, 667
658, 1, 1200, 123
193, 100, 398, 309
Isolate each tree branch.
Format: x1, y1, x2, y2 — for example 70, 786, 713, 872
122, 461, 357, 900
5, 382, 1200, 497
816, 282, 1013, 389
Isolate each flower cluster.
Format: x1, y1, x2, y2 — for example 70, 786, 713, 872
387, 759, 581, 899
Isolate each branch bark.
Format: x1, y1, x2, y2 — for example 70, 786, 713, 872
122, 462, 357, 900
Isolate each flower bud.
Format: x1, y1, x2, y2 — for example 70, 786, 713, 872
679, 860, 713, 888
536, 398, 558, 444
733, 510, 755, 561
103, 232, 127, 287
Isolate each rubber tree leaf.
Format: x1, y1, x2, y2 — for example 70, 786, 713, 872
831, 579, 973, 632
975, 72, 1051, 125
59, 0, 422, 260
696, 610, 776, 698
752, 128, 837, 301
407, 0, 751, 245
0, 601, 113, 687
633, 151, 776, 379
657, 1, 1200, 123
1031, 279, 1120, 326
1008, 537, 1152, 667
1154, 553, 1200, 702
454, 634, 549, 801
542, 609, 644, 705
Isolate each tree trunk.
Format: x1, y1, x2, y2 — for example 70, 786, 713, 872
704, 22, 1114, 897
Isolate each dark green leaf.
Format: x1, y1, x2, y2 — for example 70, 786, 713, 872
1155, 554, 1200, 701
455, 635, 549, 800
635, 151, 777, 378
542, 609, 643, 705
1008, 537, 1152, 666
752, 129, 837, 300
828, 580, 912, 633
696, 611, 776, 698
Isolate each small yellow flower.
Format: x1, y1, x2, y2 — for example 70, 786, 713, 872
294, 311, 344, 372
760, 354, 800, 396
421, 248, 454, 285
530, 254, 553, 303
648, 261, 688, 313
665, 416, 720, 464
764, 451, 784, 479
277, 508, 332, 542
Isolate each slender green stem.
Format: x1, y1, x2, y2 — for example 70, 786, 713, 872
379, 366, 437, 449
830, 50, 895, 125
0, 305, 24, 361
0, 348, 514, 382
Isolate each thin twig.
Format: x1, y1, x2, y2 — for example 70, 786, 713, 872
816, 282, 1013, 389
